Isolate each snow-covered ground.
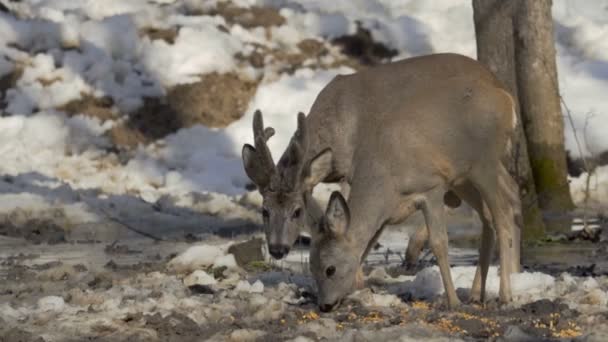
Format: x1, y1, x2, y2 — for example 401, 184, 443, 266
0, 0, 608, 340
0, 0, 607, 205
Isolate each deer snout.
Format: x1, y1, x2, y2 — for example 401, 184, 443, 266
268, 244, 290, 259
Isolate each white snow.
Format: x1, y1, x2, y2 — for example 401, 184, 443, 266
387, 265, 608, 312
141, 25, 243, 87
235, 279, 265, 293
37, 296, 66, 312
167, 244, 229, 273
569, 165, 608, 211
183, 269, 218, 286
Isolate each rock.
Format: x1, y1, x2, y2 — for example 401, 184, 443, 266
227, 238, 265, 268
188, 284, 215, 295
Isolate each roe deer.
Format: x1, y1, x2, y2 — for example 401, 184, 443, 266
242, 54, 496, 260
301, 54, 521, 311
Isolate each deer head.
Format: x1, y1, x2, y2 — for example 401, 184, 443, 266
242, 110, 333, 259
310, 191, 360, 312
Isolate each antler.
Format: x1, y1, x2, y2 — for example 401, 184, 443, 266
242, 110, 277, 190
253, 110, 275, 142
253, 110, 276, 169
278, 112, 310, 189
294, 112, 309, 159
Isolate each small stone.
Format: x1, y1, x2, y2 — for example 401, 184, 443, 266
189, 284, 215, 295
227, 238, 265, 268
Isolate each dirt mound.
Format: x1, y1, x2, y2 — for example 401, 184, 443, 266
140, 27, 178, 44
210, 2, 285, 29
167, 72, 258, 128
236, 38, 347, 74
0, 219, 66, 244
109, 72, 257, 148
108, 97, 180, 148
0, 64, 23, 101
60, 94, 116, 122
332, 21, 398, 66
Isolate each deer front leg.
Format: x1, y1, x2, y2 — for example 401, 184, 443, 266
354, 225, 387, 289
418, 189, 460, 309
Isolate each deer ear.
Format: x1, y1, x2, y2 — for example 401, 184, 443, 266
325, 191, 349, 237
242, 144, 270, 188
303, 149, 333, 189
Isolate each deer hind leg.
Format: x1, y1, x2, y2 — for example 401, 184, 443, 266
470, 163, 514, 304
452, 182, 495, 303
498, 164, 522, 274
404, 223, 429, 269
419, 188, 461, 309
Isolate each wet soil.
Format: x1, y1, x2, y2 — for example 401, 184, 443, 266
1, 236, 605, 341
0, 219, 66, 245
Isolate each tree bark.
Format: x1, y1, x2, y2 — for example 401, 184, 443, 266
472, 0, 546, 242
513, 0, 574, 234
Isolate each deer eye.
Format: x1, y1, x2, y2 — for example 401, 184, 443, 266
325, 266, 336, 277
262, 208, 270, 219
292, 208, 302, 219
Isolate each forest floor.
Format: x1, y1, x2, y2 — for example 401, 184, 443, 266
1, 212, 607, 341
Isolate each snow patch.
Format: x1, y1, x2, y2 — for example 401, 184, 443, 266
235, 280, 265, 293
183, 270, 217, 287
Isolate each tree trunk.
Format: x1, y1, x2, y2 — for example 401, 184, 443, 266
472, 0, 545, 244
513, 0, 574, 234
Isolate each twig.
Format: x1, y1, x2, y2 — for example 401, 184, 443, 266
97, 205, 165, 242
560, 96, 594, 231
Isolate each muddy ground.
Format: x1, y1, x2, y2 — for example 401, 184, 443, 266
1, 219, 608, 342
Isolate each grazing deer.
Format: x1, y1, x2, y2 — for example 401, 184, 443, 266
300, 54, 520, 311
242, 53, 520, 310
